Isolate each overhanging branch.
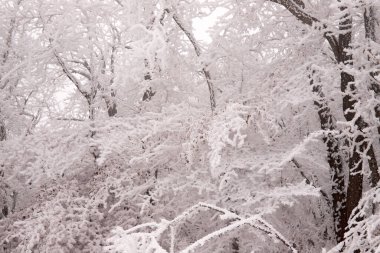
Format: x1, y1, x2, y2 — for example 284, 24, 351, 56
268, 0, 339, 59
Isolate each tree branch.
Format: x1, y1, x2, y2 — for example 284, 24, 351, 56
270, 0, 316, 26
268, 0, 340, 59
291, 158, 331, 206
69, 69, 91, 80
173, 203, 298, 253
55, 117, 85, 122
53, 50, 89, 98
170, 8, 216, 111
114, 0, 123, 7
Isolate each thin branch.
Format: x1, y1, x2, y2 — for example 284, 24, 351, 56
68, 59, 92, 73
53, 50, 89, 98
171, 11, 201, 57
109, 24, 120, 86
55, 117, 85, 122
0, 50, 52, 89
164, 202, 297, 253
114, 0, 124, 7
291, 158, 331, 206
170, 8, 216, 111
69, 69, 91, 80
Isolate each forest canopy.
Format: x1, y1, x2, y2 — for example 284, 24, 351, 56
1, 0, 380, 252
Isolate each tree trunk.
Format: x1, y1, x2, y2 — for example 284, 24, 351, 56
336, 7, 367, 232
364, 5, 380, 187
0, 120, 6, 141
86, 91, 96, 121
106, 101, 117, 117
337, 6, 372, 230
367, 145, 380, 187
269, 0, 380, 243
231, 237, 239, 253
310, 69, 346, 242
142, 59, 156, 102
105, 89, 117, 117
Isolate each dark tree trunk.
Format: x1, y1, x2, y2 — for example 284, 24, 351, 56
336, 9, 365, 232
106, 101, 117, 117
231, 237, 239, 253
85, 92, 96, 121
364, 6, 377, 42
310, 70, 346, 242
0, 121, 6, 141
345, 134, 365, 220
367, 145, 380, 187
105, 89, 117, 117
142, 87, 156, 102
268, 0, 380, 245
336, 6, 379, 232
364, 6, 380, 187
142, 59, 156, 102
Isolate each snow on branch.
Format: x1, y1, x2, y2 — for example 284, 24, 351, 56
177, 203, 297, 253
208, 103, 249, 176
169, 6, 216, 111
53, 49, 90, 99
106, 202, 298, 253
268, 0, 339, 58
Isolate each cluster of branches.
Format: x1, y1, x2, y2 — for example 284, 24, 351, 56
268, 0, 380, 250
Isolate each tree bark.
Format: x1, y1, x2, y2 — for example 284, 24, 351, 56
105, 90, 118, 117
231, 237, 239, 253
364, 5, 380, 187
0, 120, 6, 141
310, 69, 346, 242
104, 36, 118, 117
268, 0, 379, 241
337, 7, 368, 225
367, 145, 380, 187
142, 59, 156, 102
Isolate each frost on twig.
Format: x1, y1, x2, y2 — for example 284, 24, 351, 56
105, 202, 297, 253
208, 103, 249, 177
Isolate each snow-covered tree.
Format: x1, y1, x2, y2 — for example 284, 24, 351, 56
2, 0, 380, 252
